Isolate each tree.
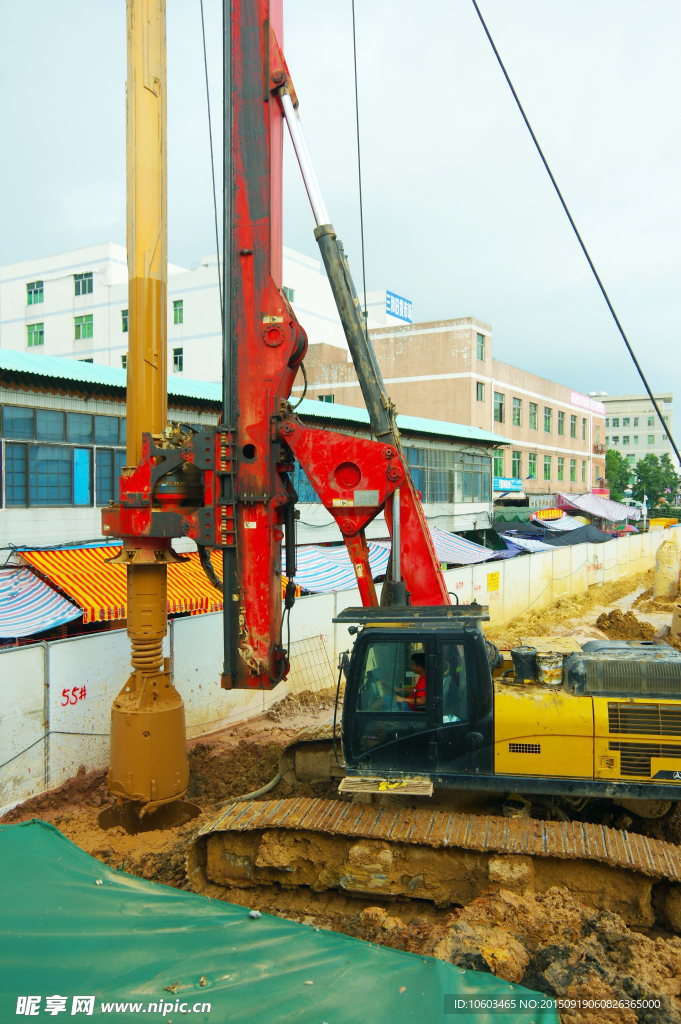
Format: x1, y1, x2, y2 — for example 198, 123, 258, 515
632, 453, 680, 509
605, 449, 633, 502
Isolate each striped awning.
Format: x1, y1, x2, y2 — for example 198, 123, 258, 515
555, 492, 641, 522
294, 542, 390, 593
532, 512, 582, 531
0, 568, 82, 638
23, 545, 225, 623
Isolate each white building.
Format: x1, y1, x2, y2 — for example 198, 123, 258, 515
601, 393, 677, 473
0, 243, 412, 382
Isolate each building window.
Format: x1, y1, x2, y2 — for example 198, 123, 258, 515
582, 418, 587, 440
544, 407, 552, 433
2, 406, 34, 439
512, 451, 521, 478
622, 435, 630, 446
543, 455, 552, 481
476, 333, 485, 360
557, 457, 565, 482
27, 322, 44, 347
612, 436, 619, 444
74, 272, 93, 296
5, 444, 28, 505
173, 347, 183, 373
73, 448, 92, 505
27, 280, 43, 305
633, 435, 638, 445
121, 309, 128, 332
494, 392, 505, 423
74, 314, 93, 340
29, 445, 73, 505
595, 425, 601, 443
476, 382, 485, 402
97, 449, 114, 505
512, 398, 522, 426
557, 411, 565, 436
594, 464, 600, 485
612, 418, 619, 428
95, 415, 119, 446
634, 417, 639, 427
36, 410, 65, 443
318, 394, 334, 403
528, 453, 537, 479
283, 286, 295, 302
570, 414, 577, 438
648, 416, 655, 426
627, 454, 635, 465
622, 417, 630, 427
605, 418, 609, 428
173, 300, 183, 325
648, 434, 655, 445
66, 413, 93, 445
494, 451, 504, 477
582, 460, 586, 483
529, 403, 538, 430
570, 458, 576, 483
121, 354, 127, 369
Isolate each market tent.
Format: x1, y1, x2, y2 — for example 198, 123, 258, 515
23, 544, 224, 623
540, 524, 616, 547
0, 820, 556, 1024
294, 542, 389, 593
500, 535, 554, 553
532, 512, 582, 532
375, 527, 497, 567
555, 491, 641, 522
0, 568, 81, 638
494, 520, 545, 538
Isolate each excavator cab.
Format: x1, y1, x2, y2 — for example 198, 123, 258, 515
337, 606, 496, 782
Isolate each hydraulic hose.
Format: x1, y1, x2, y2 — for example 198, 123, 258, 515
213, 772, 282, 810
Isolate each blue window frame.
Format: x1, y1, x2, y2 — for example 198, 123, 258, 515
36, 410, 65, 442
94, 415, 119, 446
6, 444, 28, 505
3, 406, 34, 439
66, 413, 93, 444
29, 446, 72, 505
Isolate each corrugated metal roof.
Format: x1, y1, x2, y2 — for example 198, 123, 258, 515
295, 397, 507, 445
0, 349, 222, 404
0, 349, 507, 443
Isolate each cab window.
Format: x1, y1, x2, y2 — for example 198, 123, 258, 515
355, 640, 427, 713
441, 642, 468, 724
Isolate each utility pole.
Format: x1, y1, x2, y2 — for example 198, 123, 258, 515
101, 0, 198, 832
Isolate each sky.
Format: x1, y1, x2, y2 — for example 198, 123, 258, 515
0, 0, 679, 411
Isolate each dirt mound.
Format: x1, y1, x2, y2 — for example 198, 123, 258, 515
1, 766, 111, 824
268, 686, 340, 722
354, 888, 681, 1023
596, 608, 656, 641
187, 737, 285, 804
488, 570, 653, 650
634, 586, 680, 615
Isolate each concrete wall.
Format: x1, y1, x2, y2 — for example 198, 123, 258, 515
0, 530, 670, 815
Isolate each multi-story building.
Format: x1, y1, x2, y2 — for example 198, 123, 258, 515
0, 244, 409, 382
0, 350, 507, 548
295, 317, 606, 496
601, 393, 677, 473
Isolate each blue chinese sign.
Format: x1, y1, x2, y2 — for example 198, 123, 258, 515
386, 291, 412, 323
493, 477, 523, 492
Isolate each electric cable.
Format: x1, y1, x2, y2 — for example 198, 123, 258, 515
291, 361, 308, 408
470, 0, 681, 470
351, 0, 369, 334
200, 0, 224, 328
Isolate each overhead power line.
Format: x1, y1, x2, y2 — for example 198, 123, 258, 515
470, 0, 681, 471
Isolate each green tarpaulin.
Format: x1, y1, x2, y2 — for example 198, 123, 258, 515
0, 820, 558, 1023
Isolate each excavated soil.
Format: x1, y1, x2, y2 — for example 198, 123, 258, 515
488, 569, 656, 650
595, 608, 657, 641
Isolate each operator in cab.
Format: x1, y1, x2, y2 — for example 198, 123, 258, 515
396, 652, 426, 711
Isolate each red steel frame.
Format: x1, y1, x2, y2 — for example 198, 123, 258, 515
104, 0, 449, 693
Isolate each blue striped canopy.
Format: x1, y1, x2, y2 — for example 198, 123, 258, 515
0, 568, 82, 638
293, 542, 390, 593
